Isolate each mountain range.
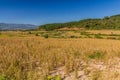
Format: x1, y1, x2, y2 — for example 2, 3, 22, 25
1, 14, 120, 31
0, 23, 37, 30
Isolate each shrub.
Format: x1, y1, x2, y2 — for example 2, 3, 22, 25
94, 34, 103, 39
88, 51, 105, 59
70, 35, 77, 38
47, 75, 62, 80
47, 75, 53, 80
35, 33, 40, 36
0, 76, 5, 80
28, 31, 32, 34
86, 34, 92, 38
81, 31, 87, 35
54, 75, 62, 80
0, 75, 10, 80
43, 34, 49, 38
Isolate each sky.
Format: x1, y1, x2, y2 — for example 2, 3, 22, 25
0, 0, 120, 25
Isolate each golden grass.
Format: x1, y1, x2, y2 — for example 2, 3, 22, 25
0, 31, 120, 80
87, 30, 120, 34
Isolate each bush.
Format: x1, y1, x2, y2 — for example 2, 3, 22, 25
81, 31, 88, 35
35, 33, 40, 36
70, 35, 77, 38
0, 76, 5, 80
88, 51, 105, 59
86, 34, 92, 38
28, 31, 32, 34
54, 75, 62, 80
94, 34, 103, 39
47, 75, 62, 80
0, 75, 10, 80
43, 34, 49, 38
47, 75, 53, 80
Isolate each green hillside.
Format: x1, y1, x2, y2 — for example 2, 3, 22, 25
38, 14, 120, 31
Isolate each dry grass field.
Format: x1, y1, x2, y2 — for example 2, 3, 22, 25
0, 30, 120, 80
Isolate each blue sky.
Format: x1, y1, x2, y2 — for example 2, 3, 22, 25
0, 0, 120, 25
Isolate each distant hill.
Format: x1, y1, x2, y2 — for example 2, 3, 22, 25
38, 14, 120, 31
0, 23, 37, 30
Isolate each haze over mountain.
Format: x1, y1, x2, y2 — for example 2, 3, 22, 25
0, 23, 37, 30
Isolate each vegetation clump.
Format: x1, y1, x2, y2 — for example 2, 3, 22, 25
47, 75, 62, 80
88, 51, 105, 59
94, 34, 103, 39
43, 34, 49, 38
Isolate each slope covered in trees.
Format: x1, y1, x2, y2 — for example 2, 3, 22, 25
38, 14, 120, 31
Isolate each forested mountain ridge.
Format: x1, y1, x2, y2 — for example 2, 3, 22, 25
38, 14, 120, 31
